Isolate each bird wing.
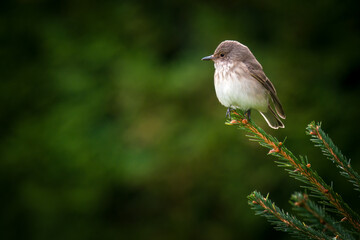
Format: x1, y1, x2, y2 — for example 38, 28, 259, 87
245, 60, 286, 119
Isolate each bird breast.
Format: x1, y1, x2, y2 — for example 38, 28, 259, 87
214, 61, 268, 112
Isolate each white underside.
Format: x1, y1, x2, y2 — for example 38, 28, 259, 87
214, 61, 268, 112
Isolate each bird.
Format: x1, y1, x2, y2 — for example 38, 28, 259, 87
202, 40, 286, 129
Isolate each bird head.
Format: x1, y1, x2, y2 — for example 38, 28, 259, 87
201, 40, 249, 63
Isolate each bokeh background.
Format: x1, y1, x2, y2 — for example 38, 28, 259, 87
1, 0, 360, 239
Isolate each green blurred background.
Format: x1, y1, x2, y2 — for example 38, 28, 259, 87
1, 0, 360, 239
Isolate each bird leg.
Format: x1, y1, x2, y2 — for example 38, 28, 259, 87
226, 107, 233, 120
245, 109, 251, 120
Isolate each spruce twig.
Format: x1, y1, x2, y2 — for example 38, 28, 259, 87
290, 192, 355, 240
306, 122, 360, 193
248, 191, 331, 240
227, 110, 360, 232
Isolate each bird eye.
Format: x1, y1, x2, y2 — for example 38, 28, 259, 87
220, 53, 225, 57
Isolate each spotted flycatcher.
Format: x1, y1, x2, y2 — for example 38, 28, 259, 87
202, 40, 286, 129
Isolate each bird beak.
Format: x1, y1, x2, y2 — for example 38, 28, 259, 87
201, 55, 214, 61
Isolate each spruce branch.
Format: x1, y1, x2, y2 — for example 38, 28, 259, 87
227, 110, 360, 232
306, 122, 360, 193
248, 191, 332, 240
291, 192, 355, 240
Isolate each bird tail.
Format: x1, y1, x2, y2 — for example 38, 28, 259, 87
259, 105, 285, 129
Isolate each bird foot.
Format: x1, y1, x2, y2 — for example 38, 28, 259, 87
226, 107, 234, 120
245, 109, 251, 120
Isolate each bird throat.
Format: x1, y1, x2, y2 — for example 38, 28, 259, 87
214, 60, 234, 74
